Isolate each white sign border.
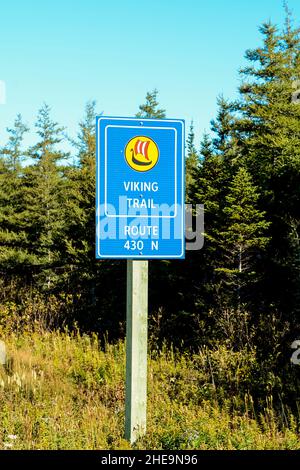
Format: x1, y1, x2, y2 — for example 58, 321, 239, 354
96, 117, 185, 259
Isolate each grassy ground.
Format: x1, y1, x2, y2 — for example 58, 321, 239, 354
0, 330, 299, 450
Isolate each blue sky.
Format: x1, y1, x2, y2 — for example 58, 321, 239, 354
1, 0, 300, 152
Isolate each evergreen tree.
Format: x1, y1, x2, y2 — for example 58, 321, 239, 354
188, 133, 229, 305
211, 95, 242, 170
185, 121, 199, 198
22, 104, 69, 286
191, 98, 236, 264
216, 167, 270, 308
234, 19, 300, 319
0, 115, 30, 267
64, 101, 97, 274
211, 96, 234, 153
192, 133, 226, 236
136, 89, 166, 118
1, 114, 29, 170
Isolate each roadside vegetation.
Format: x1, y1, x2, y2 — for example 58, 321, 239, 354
0, 330, 299, 450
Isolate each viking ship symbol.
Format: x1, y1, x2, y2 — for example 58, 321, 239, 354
131, 139, 152, 166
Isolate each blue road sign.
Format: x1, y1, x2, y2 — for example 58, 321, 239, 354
96, 116, 185, 259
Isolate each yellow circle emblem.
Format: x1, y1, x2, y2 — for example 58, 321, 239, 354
125, 136, 159, 172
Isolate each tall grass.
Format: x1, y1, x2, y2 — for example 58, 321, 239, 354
0, 330, 299, 450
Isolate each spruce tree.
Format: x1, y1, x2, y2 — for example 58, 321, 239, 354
234, 18, 300, 319
1, 114, 29, 171
22, 104, 68, 286
184, 133, 228, 331
64, 101, 97, 275
0, 115, 30, 267
136, 89, 166, 118
216, 167, 270, 308
185, 121, 199, 198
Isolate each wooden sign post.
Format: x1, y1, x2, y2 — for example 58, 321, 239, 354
125, 260, 148, 443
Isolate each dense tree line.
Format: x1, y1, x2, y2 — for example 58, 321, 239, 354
0, 18, 300, 407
